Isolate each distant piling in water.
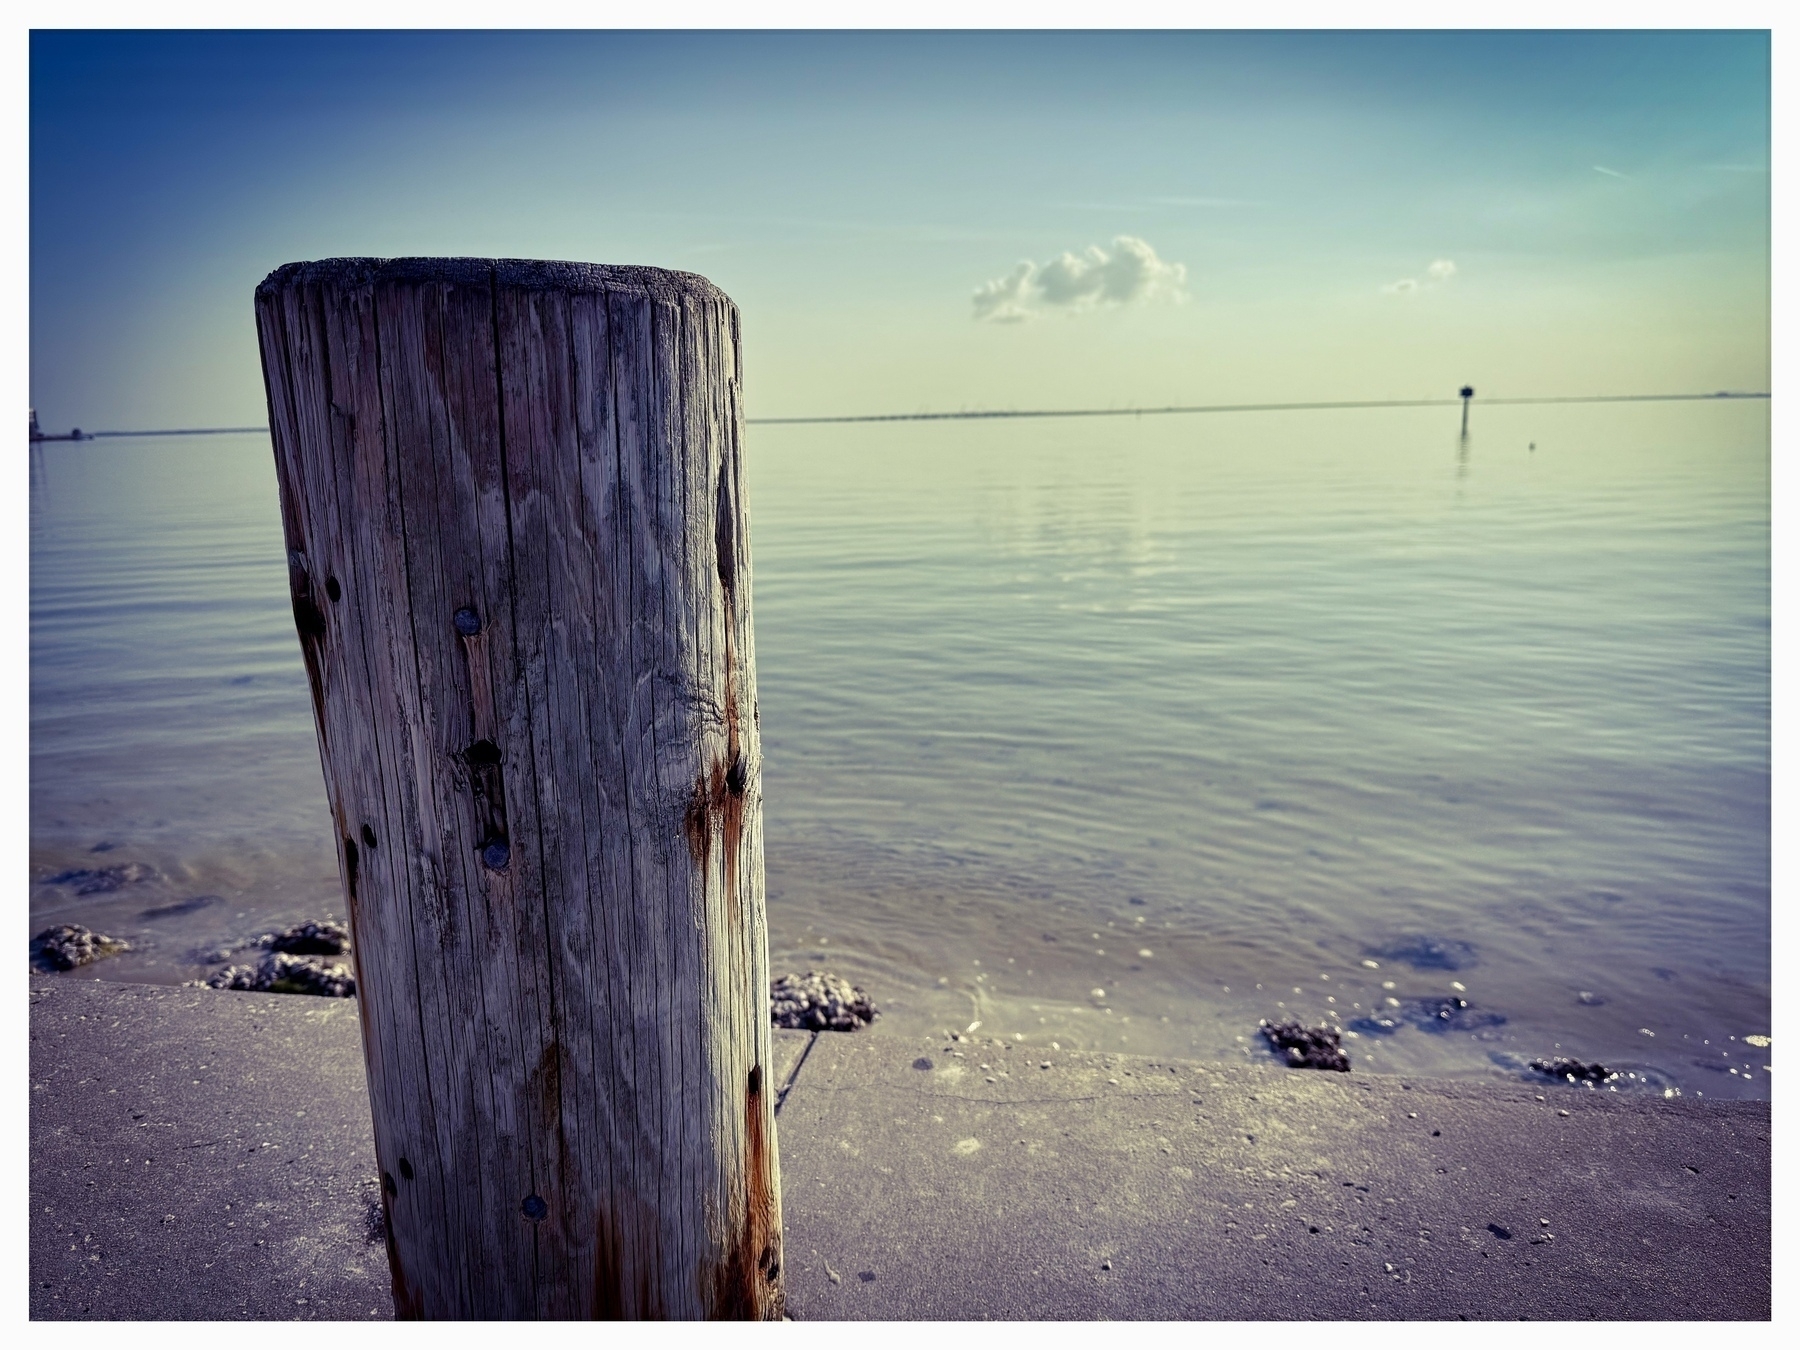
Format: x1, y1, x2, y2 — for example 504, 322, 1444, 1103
1459, 385, 1475, 436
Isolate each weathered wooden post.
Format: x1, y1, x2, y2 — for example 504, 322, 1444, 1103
253, 258, 780, 1319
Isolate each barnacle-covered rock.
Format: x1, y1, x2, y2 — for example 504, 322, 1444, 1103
202, 950, 355, 998
197, 917, 352, 968
1529, 1055, 1615, 1084
1259, 1017, 1350, 1072
770, 970, 877, 1031
31, 923, 131, 971
262, 920, 351, 956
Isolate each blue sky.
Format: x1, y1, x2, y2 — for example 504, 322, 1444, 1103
30, 29, 1770, 429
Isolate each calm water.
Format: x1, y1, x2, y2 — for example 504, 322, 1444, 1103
29, 402, 1771, 1098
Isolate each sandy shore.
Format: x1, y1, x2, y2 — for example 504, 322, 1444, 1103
31, 978, 1769, 1320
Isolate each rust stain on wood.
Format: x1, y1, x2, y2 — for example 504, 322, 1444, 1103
592, 1199, 666, 1319
708, 1063, 782, 1319
683, 753, 748, 917
685, 463, 751, 916
720, 756, 746, 911
682, 769, 713, 869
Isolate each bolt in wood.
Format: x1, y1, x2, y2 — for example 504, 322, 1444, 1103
254, 257, 780, 1319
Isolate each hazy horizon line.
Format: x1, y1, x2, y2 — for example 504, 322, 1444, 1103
33, 390, 1771, 441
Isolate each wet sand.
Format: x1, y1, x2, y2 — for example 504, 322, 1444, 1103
31, 979, 1768, 1321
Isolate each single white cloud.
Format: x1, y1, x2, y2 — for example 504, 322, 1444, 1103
1593, 165, 1628, 178
1382, 259, 1456, 296
972, 236, 1186, 322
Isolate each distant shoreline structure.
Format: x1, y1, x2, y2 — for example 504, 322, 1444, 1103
28, 408, 90, 442
30, 389, 1771, 441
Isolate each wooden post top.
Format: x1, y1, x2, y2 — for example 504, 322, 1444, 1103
257, 256, 734, 309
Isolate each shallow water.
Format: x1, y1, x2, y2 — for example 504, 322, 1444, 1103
29, 402, 1771, 1098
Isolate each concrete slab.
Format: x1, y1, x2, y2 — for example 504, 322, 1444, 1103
30, 982, 1769, 1321
773, 1032, 1770, 1320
